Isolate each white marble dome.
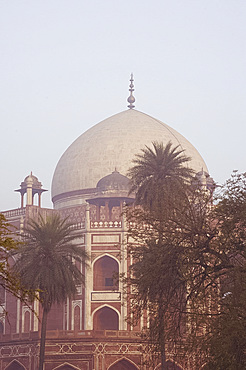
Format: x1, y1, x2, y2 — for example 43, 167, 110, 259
51, 109, 208, 208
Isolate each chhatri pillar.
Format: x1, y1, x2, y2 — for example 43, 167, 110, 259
15, 172, 47, 208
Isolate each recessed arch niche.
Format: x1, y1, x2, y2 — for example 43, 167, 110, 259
93, 306, 119, 330
156, 361, 183, 370
0, 321, 4, 334
52, 363, 80, 370
5, 360, 26, 370
24, 310, 31, 332
108, 358, 138, 370
93, 255, 119, 291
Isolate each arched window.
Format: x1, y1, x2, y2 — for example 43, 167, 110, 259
24, 310, 30, 333
0, 321, 4, 334
166, 361, 183, 370
74, 305, 80, 330
93, 306, 119, 330
93, 256, 119, 291
156, 361, 183, 370
52, 363, 81, 370
0, 283, 5, 303
109, 358, 138, 369
53, 365, 78, 370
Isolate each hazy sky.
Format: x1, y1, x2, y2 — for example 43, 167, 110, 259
1, 0, 245, 211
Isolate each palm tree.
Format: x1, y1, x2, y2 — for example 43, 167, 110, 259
128, 141, 194, 370
14, 213, 88, 370
128, 141, 194, 213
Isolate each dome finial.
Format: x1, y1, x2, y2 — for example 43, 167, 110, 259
127, 73, 135, 109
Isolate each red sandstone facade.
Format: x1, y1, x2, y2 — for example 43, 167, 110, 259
0, 101, 213, 369
1, 174, 185, 370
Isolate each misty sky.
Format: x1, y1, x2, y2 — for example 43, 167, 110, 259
1, 0, 246, 211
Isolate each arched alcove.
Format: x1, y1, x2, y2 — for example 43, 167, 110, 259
74, 305, 80, 330
156, 361, 183, 370
93, 255, 119, 291
5, 360, 26, 370
24, 310, 30, 332
93, 306, 119, 330
52, 364, 80, 370
0, 283, 5, 302
0, 321, 4, 334
108, 358, 138, 370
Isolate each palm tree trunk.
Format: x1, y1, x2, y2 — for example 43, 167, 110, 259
39, 306, 49, 370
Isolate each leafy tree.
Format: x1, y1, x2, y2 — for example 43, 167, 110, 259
169, 171, 246, 368
126, 142, 197, 369
203, 269, 246, 370
127, 141, 246, 369
126, 185, 216, 369
126, 209, 186, 368
0, 213, 29, 309
200, 172, 246, 369
14, 213, 88, 370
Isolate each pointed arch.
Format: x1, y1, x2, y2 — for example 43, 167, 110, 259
108, 357, 139, 369
5, 360, 27, 370
155, 360, 183, 370
0, 282, 5, 302
24, 310, 31, 332
92, 253, 120, 267
74, 304, 81, 330
92, 303, 120, 319
0, 320, 4, 334
93, 304, 119, 330
52, 363, 81, 370
22, 306, 31, 333
93, 254, 119, 291
71, 299, 82, 331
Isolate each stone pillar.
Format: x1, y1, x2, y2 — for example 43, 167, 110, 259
21, 194, 24, 208
96, 205, 100, 220
26, 177, 33, 205
105, 201, 109, 221
38, 192, 41, 207
84, 202, 92, 330
120, 201, 128, 330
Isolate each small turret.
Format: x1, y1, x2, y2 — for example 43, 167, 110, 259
193, 169, 216, 193
15, 172, 47, 208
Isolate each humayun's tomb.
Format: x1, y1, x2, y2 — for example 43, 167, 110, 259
0, 77, 213, 370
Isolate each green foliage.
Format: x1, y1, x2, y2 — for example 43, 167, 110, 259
125, 188, 214, 367
201, 172, 246, 369
15, 213, 87, 310
126, 142, 246, 368
14, 213, 88, 370
128, 141, 194, 214
0, 213, 26, 304
126, 142, 197, 368
203, 272, 246, 370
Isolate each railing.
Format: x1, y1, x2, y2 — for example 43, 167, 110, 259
2, 208, 26, 218
91, 220, 122, 228
69, 222, 85, 230
0, 330, 141, 341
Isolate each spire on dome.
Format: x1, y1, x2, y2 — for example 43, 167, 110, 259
127, 73, 135, 109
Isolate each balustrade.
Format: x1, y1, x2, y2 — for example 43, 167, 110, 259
90, 220, 122, 228
2, 208, 26, 218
